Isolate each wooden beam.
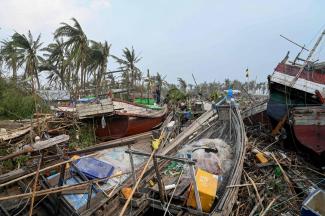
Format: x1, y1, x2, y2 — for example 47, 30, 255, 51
153, 156, 166, 204
125, 150, 195, 165
0, 153, 97, 188
67, 140, 135, 155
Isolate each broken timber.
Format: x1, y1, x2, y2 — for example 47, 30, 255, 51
76, 98, 113, 119
0, 134, 69, 161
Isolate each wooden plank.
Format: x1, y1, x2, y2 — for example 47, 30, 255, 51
77, 99, 114, 118
32, 134, 70, 151
0, 126, 31, 141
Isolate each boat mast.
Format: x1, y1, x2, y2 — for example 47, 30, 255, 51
289, 29, 325, 87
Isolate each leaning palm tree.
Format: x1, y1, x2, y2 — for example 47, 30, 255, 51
54, 18, 89, 94
88, 41, 110, 95
0, 39, 24, 83
111, 47, 142, 90
11, 31, 43, 90
41, 38, 66, 89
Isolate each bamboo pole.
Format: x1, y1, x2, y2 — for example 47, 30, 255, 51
0, 171, 128, 201
271, 153, 295, 195
260, 196, 278, 216
244, 171, 264, 211
226, 183, 265, 188
119, 150, 156, 216
29, 157, 42, 216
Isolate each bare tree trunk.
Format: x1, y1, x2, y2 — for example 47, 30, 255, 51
12, 58, 17, 84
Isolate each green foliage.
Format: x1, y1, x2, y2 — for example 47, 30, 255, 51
0, 149, 29, 170
177, 78, 187, 93
166, 87, 187, 103
11, 31, 43, 90
2, 159, 14, 170
0, 78, 49, 119
68, 125, 95, 150
15, 155, 29, 167
111, 46, 142, 89
209, 91, 220, 101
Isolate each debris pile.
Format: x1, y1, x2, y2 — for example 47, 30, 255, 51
232, 128, 325, 216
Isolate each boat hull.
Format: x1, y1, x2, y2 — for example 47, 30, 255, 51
267, 61, 325, 156
292, 106, 325, 155
95, 115, 165, 140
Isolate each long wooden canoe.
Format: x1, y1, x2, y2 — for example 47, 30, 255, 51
120, 103, 246, 216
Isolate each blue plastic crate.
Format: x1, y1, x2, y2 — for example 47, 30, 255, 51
74, 157, 115, 180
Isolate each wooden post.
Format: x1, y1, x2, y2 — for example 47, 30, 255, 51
128, 144, 136, 186
55, 163, 66, 215
189, 164, 202, 212
153, 155, 165, 204
87, 182, 93, 209
58, 164, 66, 187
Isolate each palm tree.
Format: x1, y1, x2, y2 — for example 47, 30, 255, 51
88, 41, 110, 95
54, 17, 89, 94
11, 31, 43, 90
177, 77, 187, 93
0, 52, 3, 76
0, 39, 24, 83
154, 72, 168, 90
41, 38, 66, 89
111, 47, 142, 90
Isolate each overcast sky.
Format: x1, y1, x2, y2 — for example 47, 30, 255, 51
0, 0, 325, 84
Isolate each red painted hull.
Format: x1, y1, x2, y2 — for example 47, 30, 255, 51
292, 106, 325, 155
293, 125, 325, 155
95, 115, 165, 140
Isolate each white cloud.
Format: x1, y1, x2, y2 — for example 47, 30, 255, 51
0, 0, 111, 41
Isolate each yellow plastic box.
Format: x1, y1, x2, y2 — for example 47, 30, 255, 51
256, 152, 268, 164
187, 168, 219, 212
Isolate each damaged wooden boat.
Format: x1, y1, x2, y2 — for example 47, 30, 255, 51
117, 101, 246, 216
267, 29, 325, 157
75, 97, 168, 140
291, 106, 325, 155
95, 99, 168, 140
